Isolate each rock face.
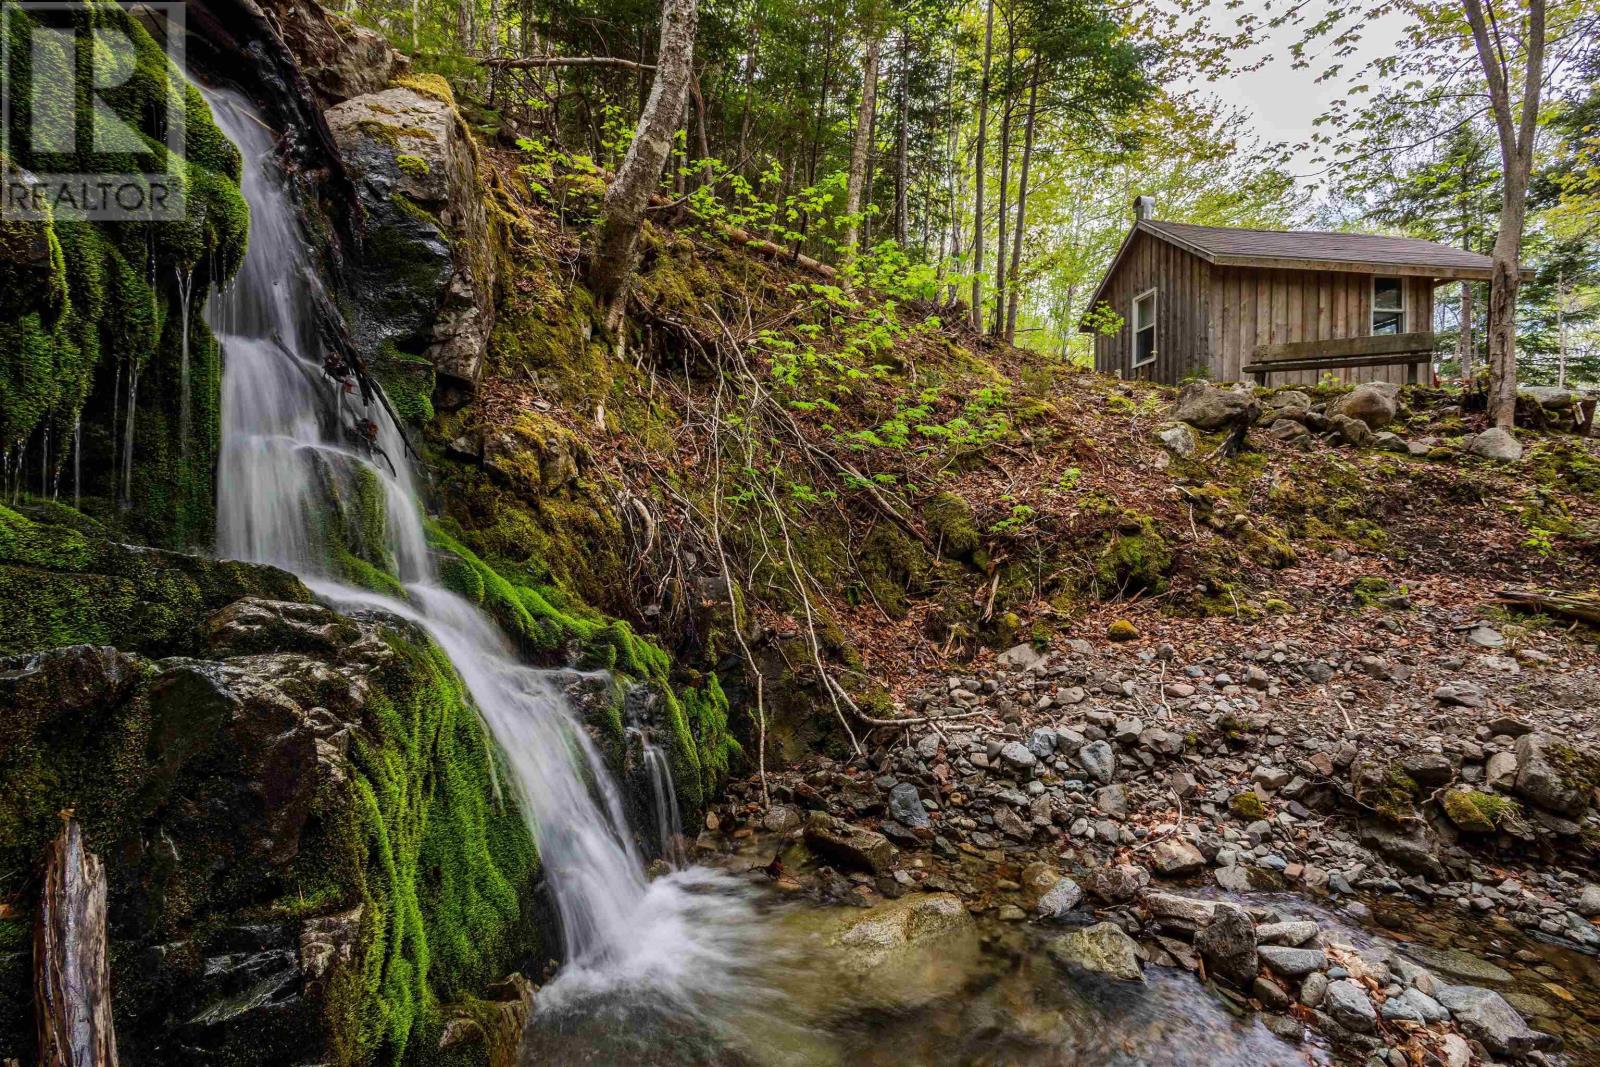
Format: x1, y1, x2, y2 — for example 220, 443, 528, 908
0, 602, 542, 1065
253, 0, 403, 104
1173, 382, 1261, 432
1332, 382, 1399, 429
326, 81, 494, 404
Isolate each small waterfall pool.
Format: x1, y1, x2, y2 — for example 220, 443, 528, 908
200, 83, 1320, 1067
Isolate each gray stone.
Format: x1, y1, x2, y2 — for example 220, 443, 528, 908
1195, 908, 1258, 987
1173, 382, 1261, 432
1156, 423, 1197, 457
1085, 865, 1147, 904
1256, 920, 1319, 947
1037, 877, 1085, 920
1380, 987, 1448, 1023
998, 643, 1046, 670
1324, 979, 1377, 1033
1433, 680, 1486, 708
1333, 381, 1399, 429
999, 741, 1039, 773
1257, 945, 1326, 978
1149, 838, 1206, 877
1485, 750, 1518, 787
1514, 732, 1591, 814
1048, 922, 1143, 982
1076, 740, 1117, 784
1026, 727, 1057, 759
1435, 986, 1549, 1056
1299, 971, 1329, 1008
1372, 431, 1411, 453
1576, 884, 1600, 918
1467, 426, 1523, 463
888, 783, 930, 829
1094, 784, 1129, 818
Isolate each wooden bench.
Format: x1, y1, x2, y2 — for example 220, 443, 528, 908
1243, 332, 1436, 385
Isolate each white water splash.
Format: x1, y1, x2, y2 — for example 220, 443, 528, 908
202, 84, 766, 1015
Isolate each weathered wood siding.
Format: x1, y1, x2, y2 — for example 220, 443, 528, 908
1206, 268, 1435, 386
1091, 231, 1210, 382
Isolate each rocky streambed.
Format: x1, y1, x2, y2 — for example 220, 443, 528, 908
676, 605, 1599, 1067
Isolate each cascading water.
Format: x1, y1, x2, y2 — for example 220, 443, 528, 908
201, 84, 769, 1020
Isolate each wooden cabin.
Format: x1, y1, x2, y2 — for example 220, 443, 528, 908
1080, 199, 1520, 386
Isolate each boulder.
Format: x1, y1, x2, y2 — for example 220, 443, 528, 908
1085, 864, 1147, 904
1036, 877, 1085, 920
1332, 382, 1399, 429
1435, 986, 1553, 1056
1513, 733, 1594, 815
997, 643, 1046, 671
254, 0, 403, 104
1264, 389, 1313, 419
1048, 922, 1143, 982
804, 812, 895, 873
1467, 426, 1523, 462
1330, 413, 1374, 447
204, 598, 362, 657
1194, 907, 1257, 986
1173, 382, 1260, 432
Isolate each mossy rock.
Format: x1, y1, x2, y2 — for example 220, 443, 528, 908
1440, 788, 1518, 833
1229, 791, 1267, 819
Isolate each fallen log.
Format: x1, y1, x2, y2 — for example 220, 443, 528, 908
1494, 588, 1600, 627
481, 55, 656, 72
35, 816, 119, 1067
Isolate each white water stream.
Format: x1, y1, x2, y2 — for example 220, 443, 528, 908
201, 85, 765, 1021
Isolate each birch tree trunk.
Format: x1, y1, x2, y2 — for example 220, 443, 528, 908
1003, 56, 1040, 344
991, 16, 1015, 337
1461, 0, 1544, 430
35, 818, 119, 1067
843, 37, 882, 254
893, 31, 910, 247
970, 0, 994, 329
588, 0, 698, 313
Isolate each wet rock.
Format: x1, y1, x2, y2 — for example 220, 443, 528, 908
1466, 426, 1523, 463
1323, 979, 1377, 1033
1434, 986, 1551, 1056
1399, 945, 1512, 985
1149, 838, 1205, 877
762, 804, 803, 834
1256, 921, 1318, 947
1194, 907, 1257, 987
833, 892, 973, 958
1048, 922, 1144, 982
804, 812, 894, 874
1299, 971, 1329, 1008
887, 783, 930, 830
1257, 945, 1325, 978
1380, 987, 1448, 1024
0, 644, 141, 718
204, 598, 361, 658
1513, 733, 1592, 815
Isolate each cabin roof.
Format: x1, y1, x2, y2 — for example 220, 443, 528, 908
1079, 219, 1529, 331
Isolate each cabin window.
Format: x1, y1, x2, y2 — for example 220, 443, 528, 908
1131, 288, 1157, 367
1372, 277, 1405, 335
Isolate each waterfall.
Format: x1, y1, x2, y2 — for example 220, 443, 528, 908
201, 85, 765, 1017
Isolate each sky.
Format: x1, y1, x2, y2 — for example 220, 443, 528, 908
1190, 0, 1417, 186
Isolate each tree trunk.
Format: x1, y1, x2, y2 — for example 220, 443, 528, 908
970, 0, 994, 330
796, 18, 836, 254
588, 0, 698, 313
991, 16, 1015, 337
1458, 280, 1475, 377
35, 818, 119, 1067
844, 37, 882, 254
735, 24, 759, 174
1004, 55, 1040, 344
1461, 0, 1544, 429
893, 30, 910, 246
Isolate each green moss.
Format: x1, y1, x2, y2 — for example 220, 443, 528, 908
1094, 516, 1173, 597
1441, 788, 1518, 832
392, 72, 457, 105
1106, 618, 1139, 641
1229, 791, 1267, 819
396, 154, 432, 178
924, 491, 980, 559
1351, 576, 1395, 608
